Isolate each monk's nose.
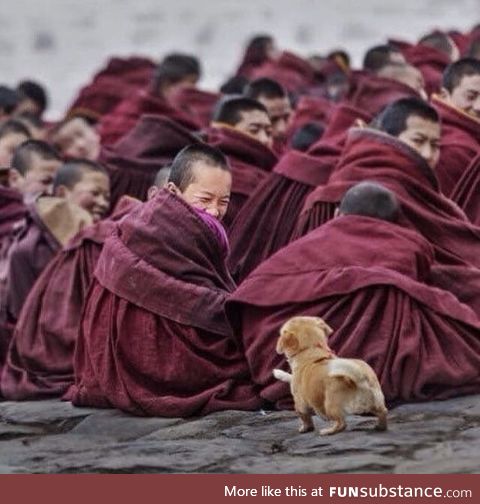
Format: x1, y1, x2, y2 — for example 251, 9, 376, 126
205, 206, 220, 218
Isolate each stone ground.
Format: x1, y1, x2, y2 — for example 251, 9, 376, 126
0, 395, 478, 473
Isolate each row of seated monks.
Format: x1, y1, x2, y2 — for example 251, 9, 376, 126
0, 25, 479, 417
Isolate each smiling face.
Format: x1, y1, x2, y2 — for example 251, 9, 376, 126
397, 115, 441, 169
21, 153, 61, 195
234, 109, 273, 148
58, 170, 111, 222
442, 74, 480, 120
53, 117, 100, 160
167, 162, 232, 220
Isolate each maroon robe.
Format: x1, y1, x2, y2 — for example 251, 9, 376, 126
67, 57, 155, 119
227, 215, 480, 406
206, 126, 278, 228
5, 198, 92, 324
286, 95, 332, 140
294, 129, 480, 315
347, 73, 420, 116
98, 90, 200, 146
451, 153, 480, 226
171, 87, 221, 128
404, 44, 450, 96
227, 146, 340, 283
250, 51, 315, 93
432, 96, 480, 196
69, 190, 261, 417
100, 114, 201, 205
0, 198, 139, 400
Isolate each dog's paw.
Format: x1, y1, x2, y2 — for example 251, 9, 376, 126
273, 369, 292, 382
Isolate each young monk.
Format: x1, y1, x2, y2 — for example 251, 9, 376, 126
50, 115, 100, 161
227, 182, 480, 406
9, 140, 62, 197
1, 169, 169, 400
69, 144, 261, 417
208, 97, 277, 227
5, 160, 110, 323
0, 120, 31, 167
15, 80, 48, 119
432, 58, 480, 195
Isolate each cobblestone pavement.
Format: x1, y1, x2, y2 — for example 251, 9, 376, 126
0, 395, 478, 473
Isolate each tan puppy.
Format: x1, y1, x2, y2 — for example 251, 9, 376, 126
273, 316, 387, 435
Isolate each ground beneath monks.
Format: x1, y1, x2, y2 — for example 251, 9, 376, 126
0, 395, 478, 473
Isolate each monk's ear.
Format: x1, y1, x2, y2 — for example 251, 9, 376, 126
439, 87, 450, 101
277, 331, 299, 354
8, 169, 24, 191
147, 185, 159, 201
166, 181, 181, 196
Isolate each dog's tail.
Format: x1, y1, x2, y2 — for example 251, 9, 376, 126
273, 369, 292, 383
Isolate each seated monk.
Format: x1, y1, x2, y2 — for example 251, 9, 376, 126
244, 78, 293, 153
226, 182, 480, 407
207, 97, 278, 227
69, 144, 261, 417
98, 53, 201, 146
99, 114, 201, 206
432, 58, 480, 196
50, 115, 101, 161
0, 168, 170, 400
5, 159, 110, 324
294, 97, 480, 315
0, 140, 62, 374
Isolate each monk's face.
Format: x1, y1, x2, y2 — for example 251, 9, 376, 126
61, 170, 110, 222
397, 115, 441, 169
168, 164, 232, 220
441, 74, 480, 120
0, 132, 29, 167
53, 117, 100, 160
10, 153, 61, 195
234, 110, 273, 149
257, 95, 292, 142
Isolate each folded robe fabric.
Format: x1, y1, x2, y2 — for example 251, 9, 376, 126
69, 190, 261, 417
294, 128, 480, 315
451, 153, 480, 226
403, 44, 450, 96
227, 146, 340, 283
0, 197, 139, 400
205, 126, 278, 228
100, 114, 202, 205
170, 87, 221, 128
432, 96, 480, 196
98, 90, 200, 146
226, 215, 480, 406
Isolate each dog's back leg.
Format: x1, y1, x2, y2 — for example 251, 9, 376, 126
374, 406, 388, 431
295, 398, 315, 433
318, 380, 347, 435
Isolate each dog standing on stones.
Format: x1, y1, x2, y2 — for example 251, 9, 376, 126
273, 316, 388, 435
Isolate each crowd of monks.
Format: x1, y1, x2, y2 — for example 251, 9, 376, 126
0, 25, 479, 417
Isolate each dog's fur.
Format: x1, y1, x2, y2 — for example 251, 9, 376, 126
273, 316, 388, 435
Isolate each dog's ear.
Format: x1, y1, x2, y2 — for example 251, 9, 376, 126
315, 317, 334, 336
277, 331, 299, 354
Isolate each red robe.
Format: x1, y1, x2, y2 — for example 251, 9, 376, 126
294, 128, 480, 315
67, 56, 155, 119
227, 146, 340, 283
0, 198, 139, 400
451, 154, 480, 226
100, 114, 201, 205
404, 44, 450, 96
98, 90, 200, 146
432, 96, 480, 196
205, 126, 278, 228
227, 215, 480, 406
69, 190, 261, 417
347, 72, 421, 117
170, 87, 220, 128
